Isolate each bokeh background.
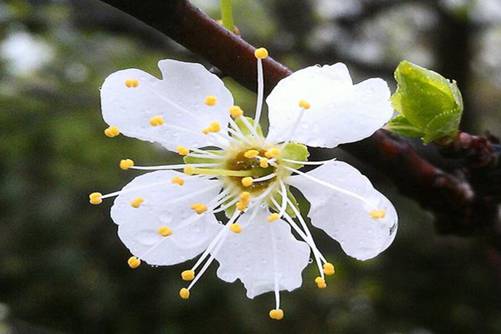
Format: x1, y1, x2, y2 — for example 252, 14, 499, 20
1, 0, 501, 333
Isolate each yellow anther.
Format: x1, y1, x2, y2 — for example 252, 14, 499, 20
125, 79, 139, 88
176, 146, 189, 156
191, 203, 208, 214
104, 126, 120, 138
244, 149, 259, 159
269, 309, 284, 320
230, 223, 242, 234
369, 209, 386, 219
323, 262, 335, 276
119, 159, 134, 170
130, 197, 144, 208
149, 115, 165, 126
254, 47, 269, 59
181, 270, 195, 281
157, 226, 172, 237
171, 176, 185, 186
184, 165, 195, 175
299, 99, 311, 110
229, 105, 244, 118
179, 288, 190, 300
259, 158, 269, 168
267, 213, 280, 222
240, 191, 251, 202
315, 276, 327, 289
210, 121, 221, 131
264, 148, 280, 158
127, 256, 141, 269
241, 177, 254, 187
236, 201, 248, 211
89, 192, 103, 205
202, 121, 221, 134
204, 95, 217, 106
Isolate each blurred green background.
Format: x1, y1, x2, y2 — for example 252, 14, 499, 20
1, 0, 501, 333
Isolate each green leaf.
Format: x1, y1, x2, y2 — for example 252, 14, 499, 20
387, 115, 425, 138
390, 60, 463, 143
281, 142, 309, 169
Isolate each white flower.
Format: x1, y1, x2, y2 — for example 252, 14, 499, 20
90, 48, 398, 320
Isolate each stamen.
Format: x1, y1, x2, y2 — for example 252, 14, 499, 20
240, 191, 251, 202
323, 263, 335, 276
229, 223, 242, 233
127, 256, 141, 269
149, 115, 165, 127
204, 95, 217, 106
253, 173, 276, 183
298, 99, 311, 110
236, 201, 248, 211
254, 49, 267, 132
284, 166, 374, 207
104, 126, 120, 138
369, 209, 386, 219
254, 47, 269, 59
241, 177, 254, 187
130, 197, 144, 208
171, 176, 185, 186
179, 288, 190, 299
191, 203, 208, 214
89, 192, 103, 205
259, 157, 269, 168
119, 159, 134, 170
244, 149, 259, 159
202, 121, 221, 134
267, 213, 280, 222
282, 158, 336, 166
264, 148, 280, 158
129, 162, 218, 171
176, 146, 190, 156
315, 276, 327, 289
269, 223, 283, 320
229, 105, 244, 118
238, 115, 262, 140
181, 270, 195, 281
124, 79, 139, 88
157, 226, 172, 237
269, 309, 284, 320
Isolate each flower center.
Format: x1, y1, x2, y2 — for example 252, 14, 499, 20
226, 147, 278, 193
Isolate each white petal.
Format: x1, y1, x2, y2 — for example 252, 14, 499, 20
266, 63, 393, 147
101, 59, 233, 150
214, 207, 310, 298
110, 171, 223, 266
287, 160, 397, 260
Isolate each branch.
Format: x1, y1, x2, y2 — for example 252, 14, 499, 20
97, 0, 501, 238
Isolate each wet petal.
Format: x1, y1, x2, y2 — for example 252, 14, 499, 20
215, 207, 310, 298
111, 170, 223, 266
101, 59, 233, 151
266, 63, 393, 147
287, 160, 398, 260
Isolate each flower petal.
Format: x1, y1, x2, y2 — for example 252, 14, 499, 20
266, 63, 393, 147
101, 59, 233, 151
214, 207, 310, 298
110, 171, 223, 266
287, 160, 397, 260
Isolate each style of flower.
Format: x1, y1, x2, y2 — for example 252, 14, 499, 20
90, 47, 398, 320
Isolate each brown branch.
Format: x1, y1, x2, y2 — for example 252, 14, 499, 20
97, 0, 501, 237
